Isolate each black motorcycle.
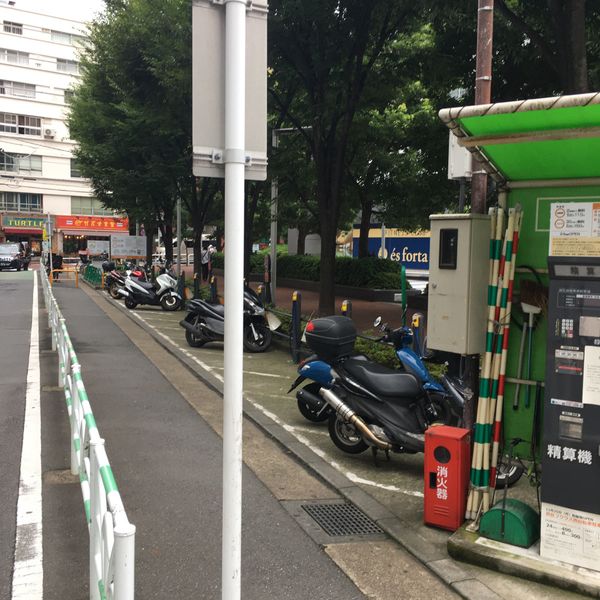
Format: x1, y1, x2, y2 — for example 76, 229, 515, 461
179, 286, 279, 353
295, 316, 469, 457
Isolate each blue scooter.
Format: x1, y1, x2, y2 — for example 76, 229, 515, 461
289, 314, 469, 425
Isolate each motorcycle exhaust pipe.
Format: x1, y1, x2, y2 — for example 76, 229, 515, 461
319, 387, 392, 451
116, 288, 129, 297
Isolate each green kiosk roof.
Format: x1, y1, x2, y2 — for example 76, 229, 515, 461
439, 92, 600, 186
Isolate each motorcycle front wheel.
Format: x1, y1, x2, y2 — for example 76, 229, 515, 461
243, 322, 272, 353
124, 297, 137, 310
185, 315, 207, 348
328, 413, 368, 454
297, 383, 330, 423
428, 394, 458, 427
161, 294, 181, 311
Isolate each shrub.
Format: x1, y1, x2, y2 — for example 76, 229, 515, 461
213, 252, 407, 289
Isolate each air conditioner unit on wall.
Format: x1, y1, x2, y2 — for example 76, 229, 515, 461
44, 129, 55, 139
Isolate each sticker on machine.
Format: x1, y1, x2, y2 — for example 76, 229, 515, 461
541, 503, 600, 571
582, 346, 600, 405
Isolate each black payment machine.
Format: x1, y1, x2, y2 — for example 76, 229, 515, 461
541, 256, 600, 568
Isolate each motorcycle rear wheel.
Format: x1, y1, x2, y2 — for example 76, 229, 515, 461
297, 383, 330, 423
109, 283, 122, 299
328, 413, 368, 454
185, 315, 207, 348
243, 323, 272, 353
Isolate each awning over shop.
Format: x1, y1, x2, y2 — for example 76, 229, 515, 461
3, 228, 43, 235
439, 92, 600, 187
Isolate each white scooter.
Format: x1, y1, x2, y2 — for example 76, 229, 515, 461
117, 267, 182, 311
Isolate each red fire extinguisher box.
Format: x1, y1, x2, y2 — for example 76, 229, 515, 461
424, 425, 471, 531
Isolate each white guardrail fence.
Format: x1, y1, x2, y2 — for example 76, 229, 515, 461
40, 264, 135, 599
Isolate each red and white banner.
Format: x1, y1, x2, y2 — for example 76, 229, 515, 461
55, 215, 129, 232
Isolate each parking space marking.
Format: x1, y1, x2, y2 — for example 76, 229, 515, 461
12, 271, 43, 600
114, 296, 425, 500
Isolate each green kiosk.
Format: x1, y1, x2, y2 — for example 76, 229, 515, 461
436, 92, 600, 591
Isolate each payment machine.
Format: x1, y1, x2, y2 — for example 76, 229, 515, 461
541, 256, 600, 570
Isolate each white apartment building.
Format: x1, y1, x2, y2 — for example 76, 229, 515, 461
0, 0, 127, 255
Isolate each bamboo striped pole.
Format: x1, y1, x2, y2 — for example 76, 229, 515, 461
490, 208, 523, 490
481, 208, 516, 513
465, 207, 503, 520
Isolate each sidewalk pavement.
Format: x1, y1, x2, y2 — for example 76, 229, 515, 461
46, 281, 462, 599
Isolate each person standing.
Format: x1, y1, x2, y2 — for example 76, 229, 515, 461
201, 245, 210, 281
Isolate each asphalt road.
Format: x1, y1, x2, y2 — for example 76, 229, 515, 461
0, 270, 33, 600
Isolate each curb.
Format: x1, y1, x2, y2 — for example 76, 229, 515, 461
448, 527, 600, 598
89, 285, 498, 600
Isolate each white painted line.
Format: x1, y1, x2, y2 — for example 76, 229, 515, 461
130, 304, 424, 498
211, 366, 286, 379
12, 271, 43, 600
247, 398, 424, 499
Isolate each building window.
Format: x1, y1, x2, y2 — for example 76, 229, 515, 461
56, 58, 79, 74
71, 197, 112, 216
51, 30, 85, 46
3, 21, 22, 35
0, 48, 28, 65
0, 80, 36, 99
0, 192, 42, 213
0, 113, 42, 136
70, 158, 82, 178
0, 152, 42, 174
64, 89, 75, 103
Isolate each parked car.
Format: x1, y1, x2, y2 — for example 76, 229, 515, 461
0, 243, 28, 271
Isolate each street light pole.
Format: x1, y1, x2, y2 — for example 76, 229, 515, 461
176, 198, 182, 277
270, 126, 312, 303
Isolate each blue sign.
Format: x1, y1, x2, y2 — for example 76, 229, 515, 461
353, 232, 430, 270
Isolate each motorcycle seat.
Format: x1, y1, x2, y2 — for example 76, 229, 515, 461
135, 280, 155, 290
208, 303, 225, 316
343, 358, 420, 399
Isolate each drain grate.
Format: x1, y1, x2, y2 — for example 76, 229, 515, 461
301, 502, 383, 537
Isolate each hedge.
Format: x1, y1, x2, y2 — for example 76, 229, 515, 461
210, 252, 405, 289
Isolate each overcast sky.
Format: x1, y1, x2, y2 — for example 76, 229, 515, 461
17, 0, 105, 21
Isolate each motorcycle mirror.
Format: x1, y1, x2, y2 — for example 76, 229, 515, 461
373, 316, 382, 328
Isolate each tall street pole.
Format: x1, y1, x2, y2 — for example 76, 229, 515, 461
222, 0, 245, 598
464, 0, 494, 432
471, 0, 494, 215
176, 197, 182, 277
270, 176, 278, 303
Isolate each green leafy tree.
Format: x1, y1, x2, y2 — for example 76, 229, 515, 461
69, 0, 217, 269
270, 0, 420, 314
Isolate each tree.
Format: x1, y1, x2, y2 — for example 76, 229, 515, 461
69, 0, 215, 266
270, 0, 420, 315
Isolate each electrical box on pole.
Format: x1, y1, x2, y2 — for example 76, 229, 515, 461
192, 0, 268, 181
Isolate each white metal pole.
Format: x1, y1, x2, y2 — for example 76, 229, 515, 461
113, 522, 136, 600
222, 1, 245, 599
176, 198, 182, 278
381, 223, 386, 258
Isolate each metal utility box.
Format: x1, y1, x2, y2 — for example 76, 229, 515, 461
541, 256, 600, 571
427, 214, 490, 355
424, 425, 471, 531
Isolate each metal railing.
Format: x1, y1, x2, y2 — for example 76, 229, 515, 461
40, 264, 135, 600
